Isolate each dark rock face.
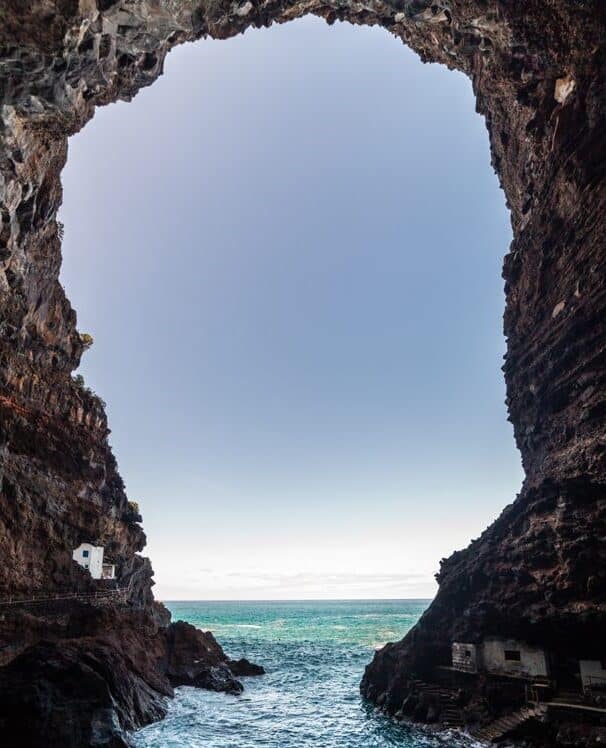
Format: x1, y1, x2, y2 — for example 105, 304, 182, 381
229, 657, 267, 677
163, 620, 252, 693
0, 640, 166, 748
0, 0, 605, 746
0, 604, 260, 746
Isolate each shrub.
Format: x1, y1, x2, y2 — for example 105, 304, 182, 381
79, 332, 94, 348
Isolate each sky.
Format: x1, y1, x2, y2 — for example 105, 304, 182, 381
59, 16, 522, 601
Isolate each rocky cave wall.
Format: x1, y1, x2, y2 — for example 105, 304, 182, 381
0, 0, 605, 742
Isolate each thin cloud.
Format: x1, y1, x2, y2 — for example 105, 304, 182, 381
222, 571, 427, 589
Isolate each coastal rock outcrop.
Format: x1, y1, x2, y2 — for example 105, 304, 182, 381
0, 604, 259, 746
0, 639, 168, 748
0, 0, 605, 745
229, 657, 266, 677
163, 620, 258, 693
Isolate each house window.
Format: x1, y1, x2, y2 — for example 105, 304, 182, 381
82, 550, 89, 558
465, 650, 472, 658
504, 650, 521, 662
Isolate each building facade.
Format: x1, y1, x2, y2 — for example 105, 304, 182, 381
452, 642, 479, 673
482, 638, 549, 679
451, 638, 549, 680
72, 543, 111, 580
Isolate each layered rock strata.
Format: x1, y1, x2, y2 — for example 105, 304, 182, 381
0, 0, 605, 745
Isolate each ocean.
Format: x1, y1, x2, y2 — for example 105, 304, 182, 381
134, 600, 476, 748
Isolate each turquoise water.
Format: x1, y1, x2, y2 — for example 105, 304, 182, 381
134, 600, 475, 748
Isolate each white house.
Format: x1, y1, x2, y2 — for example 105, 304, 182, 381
72, 543, 115, 580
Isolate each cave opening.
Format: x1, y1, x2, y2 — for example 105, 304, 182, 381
58, 16, 521, 602
2, 3, 604, 746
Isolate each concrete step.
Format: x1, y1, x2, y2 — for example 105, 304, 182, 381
471, 706, 545, 743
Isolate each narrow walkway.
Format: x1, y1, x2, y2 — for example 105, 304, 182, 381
0, 585, 129, 608
470, 704, 546, 743
548, 701, 606, 715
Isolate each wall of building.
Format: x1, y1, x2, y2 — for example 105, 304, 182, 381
72, 543, 105, 580
579, 660, 606, 691
88, 547, 104, 579
482, 638, 549, 679
102, 564, 116, 580
452, 642, 479, 673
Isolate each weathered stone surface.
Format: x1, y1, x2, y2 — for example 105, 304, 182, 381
163, 620, 256, 693
0, 602, 257, 745
229, 656, 266, 677
0, 0, 605, 745
0, 640, 166, 748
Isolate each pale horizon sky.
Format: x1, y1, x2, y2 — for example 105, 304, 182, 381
59, 17, 523, 601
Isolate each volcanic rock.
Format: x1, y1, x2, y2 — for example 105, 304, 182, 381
0, 1, 605, 746
229, 657, 266, 677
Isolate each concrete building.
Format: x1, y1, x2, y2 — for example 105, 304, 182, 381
451, 638, 549, 680
72, 543, 114, 580
481, 638, 549, 679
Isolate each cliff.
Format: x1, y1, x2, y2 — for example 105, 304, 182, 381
0, 0, 605, 746
359, 2, 606, 742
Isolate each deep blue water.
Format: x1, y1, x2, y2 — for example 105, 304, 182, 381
134, 600, 477, 748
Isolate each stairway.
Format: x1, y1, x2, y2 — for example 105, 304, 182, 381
410, 679, 464, 729
442, 706, 464, 728
470, 704, 546, 743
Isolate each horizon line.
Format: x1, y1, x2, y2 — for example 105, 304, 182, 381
159, 597, 433, 603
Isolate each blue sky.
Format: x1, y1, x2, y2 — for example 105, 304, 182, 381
59, 16, 522, 600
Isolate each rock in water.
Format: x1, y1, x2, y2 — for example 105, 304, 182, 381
229, 658, 267, 677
